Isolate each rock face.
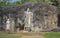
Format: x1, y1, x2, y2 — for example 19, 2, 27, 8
0, 2, 58, 32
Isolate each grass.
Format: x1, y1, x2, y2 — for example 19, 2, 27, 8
0, 32, 22, 38
43, 32, 60, 38
0, 31, 60, 38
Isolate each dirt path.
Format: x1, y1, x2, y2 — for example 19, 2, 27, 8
19, 32, 43, 38
22, 36, 42, 38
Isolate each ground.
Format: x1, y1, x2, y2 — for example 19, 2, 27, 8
19, 32, 43, 38
0, 31, 60, 38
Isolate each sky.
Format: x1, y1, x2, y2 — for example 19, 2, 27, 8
0, 0, 21, 3
11, 0, 18, 2
10, 0, 21, 2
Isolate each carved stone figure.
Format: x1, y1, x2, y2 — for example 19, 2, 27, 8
6, 19, 10, 30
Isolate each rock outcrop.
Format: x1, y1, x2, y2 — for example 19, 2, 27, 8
0, 2, 58, 32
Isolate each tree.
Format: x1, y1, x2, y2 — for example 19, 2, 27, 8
0, 0, 11, 6
50, 0, 59, 6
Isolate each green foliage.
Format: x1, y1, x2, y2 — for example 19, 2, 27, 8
0, 0, 11, 6
22, 0, 44, 2
0, 0, 46, 6
11, 1, 22, 6
57, 0, 60, 7
28, 0, 38, 2
0, 0, 60, 6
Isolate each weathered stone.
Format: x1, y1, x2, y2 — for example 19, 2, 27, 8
10, 19, 15, 32
0, 2, 58, 32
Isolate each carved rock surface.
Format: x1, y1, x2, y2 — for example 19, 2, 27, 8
0, 2, 58, 31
